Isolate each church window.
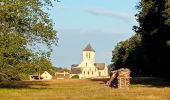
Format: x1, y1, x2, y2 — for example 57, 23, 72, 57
88, 71, 89, 75
92, 71, 93, 75
86, 53, 88, 58
89, 53, 90, 58
86, 62, 87, 67
99, 72, 101, 76
84, 71, 85, 75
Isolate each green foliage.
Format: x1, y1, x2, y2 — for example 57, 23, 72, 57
18, 73, 30, 80
134, 0, 170, 77
32, 55, 55, 77
112, 0, 170, 77
112, 34, 142, 76
71, 75, 79, 79
0, 33, 33, 80
0, 0, 57, 81
163, 0, 170, 26
0, 0, 57, 49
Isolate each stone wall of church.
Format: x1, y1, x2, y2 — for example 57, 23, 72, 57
98, 70, 108, 77
81, 67, 99, 78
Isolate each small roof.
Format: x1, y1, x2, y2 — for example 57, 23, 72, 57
95, 63, 105, 70
70, 68, 82, 74
71, 64, 78, 69
41, 71, 52, 76
83, 44, 95, 52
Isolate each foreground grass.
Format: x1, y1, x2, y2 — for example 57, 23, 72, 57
0, 79, 170, 100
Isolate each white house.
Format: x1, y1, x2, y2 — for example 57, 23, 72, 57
41, 71, 52, 80
70, 44, 109, 79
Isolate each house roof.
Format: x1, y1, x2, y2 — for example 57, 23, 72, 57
70, 68, 82, 74
83, 44, 95, 52
41, 71, 52, 76
71, 64, 78, 69
95, 63, 105, 70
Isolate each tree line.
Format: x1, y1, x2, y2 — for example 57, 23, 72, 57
111, 0, 170, 78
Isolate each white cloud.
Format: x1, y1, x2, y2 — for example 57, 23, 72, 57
57, 27, 127, 34
84, 7, 136, 24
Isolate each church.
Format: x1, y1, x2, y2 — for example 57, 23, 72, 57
70, 44, 109, 79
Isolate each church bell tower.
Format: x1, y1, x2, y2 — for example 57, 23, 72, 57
82, 44, 95, 64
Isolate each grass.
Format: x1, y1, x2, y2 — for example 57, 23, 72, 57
0, 78, 170, 100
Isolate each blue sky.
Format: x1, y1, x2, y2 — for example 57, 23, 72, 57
48, 0, 140, 68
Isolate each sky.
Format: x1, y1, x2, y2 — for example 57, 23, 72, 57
48, 0, 140, 68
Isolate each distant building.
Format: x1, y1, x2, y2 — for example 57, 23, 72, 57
29, 75, 41, 80
41, 71, 52, 80
29, 71, 52, 80
55, 71, 70, 79
70, 44, 109, 79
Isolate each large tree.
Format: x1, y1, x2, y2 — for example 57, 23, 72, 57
112, 34, 142, 76
134, 0, 170, 77
0, 0, 57, 81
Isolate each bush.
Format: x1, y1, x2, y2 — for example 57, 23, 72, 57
18, 73, 29, 80
71, 75, 79, 79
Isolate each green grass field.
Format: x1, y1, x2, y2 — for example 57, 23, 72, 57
0, 78, 170, 100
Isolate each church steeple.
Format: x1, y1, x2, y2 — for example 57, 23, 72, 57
83, 44, 95, 52
83, 44, 95, 63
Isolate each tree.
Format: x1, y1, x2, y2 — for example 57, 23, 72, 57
0, 0, 57, 49
111, 34, 142, 76
0, 0, 57, 81
134, 0, 170, 77
0, 33, 33, 81
33, 54, 55, 80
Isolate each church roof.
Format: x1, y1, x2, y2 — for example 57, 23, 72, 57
70, 68, 82, 74
71, 64, 78, 69
83, 44, 95, 52
95, 63, 105, 70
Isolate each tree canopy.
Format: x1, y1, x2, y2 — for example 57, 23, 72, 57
0, 0, 57, 48
111, 34, 142, 76
134, 0, 170, 77
112, 0, 170, 78
0, 0, 58, 81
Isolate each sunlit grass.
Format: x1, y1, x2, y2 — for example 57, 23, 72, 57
0, 79, 170, 100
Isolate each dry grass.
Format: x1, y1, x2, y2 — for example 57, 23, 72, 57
0, 78, 170, 100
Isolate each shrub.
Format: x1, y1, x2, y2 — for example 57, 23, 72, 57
71, 75, 79, 79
